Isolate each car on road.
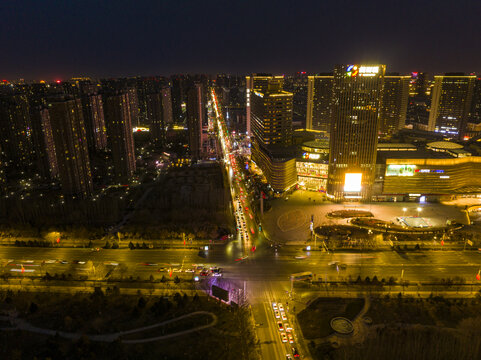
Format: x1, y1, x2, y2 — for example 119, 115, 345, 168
272, 302, 278, 310
157, 267, 167, 272
274, 310, 281, 319
286, 355, 293, 360
281, 312, 287, 321
45, 259, 56, 264
281, 333, 288, 343
200, 269, 210, 276
295, 255, 307, 260
59, 260, 68, 264
292, 347, 300, 357
184, 268, 195, 273
141, 262, 157, 266
328, 261, 339, 267
278, 303, 284, 312
277, 321, 284, 331
284, 323, 292, 332
288, 333, 294, 343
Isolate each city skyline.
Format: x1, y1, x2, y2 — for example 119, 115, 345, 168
1, 1, 481, 80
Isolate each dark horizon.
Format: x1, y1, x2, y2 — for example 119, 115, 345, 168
1, 0, 481, 81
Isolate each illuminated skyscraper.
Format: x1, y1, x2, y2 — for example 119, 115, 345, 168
103, 94, 136, 180
428, 74, 475, 136
379, 75, 410, 138
246, 74, 279, 136
48, 98, 93, 197
250, 78, 297, 191
327, 64, 386, 200
306, 75, 333, 132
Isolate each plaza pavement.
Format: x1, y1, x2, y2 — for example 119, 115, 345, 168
260, 190, 468, 246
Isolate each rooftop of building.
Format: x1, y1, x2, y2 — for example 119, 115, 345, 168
426, 141, 464, 150
377, 143, 417, 150
376, 148, 455, 163
302, 139, 330, 150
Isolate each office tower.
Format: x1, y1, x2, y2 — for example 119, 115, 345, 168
145, 93, 164, 146
48, 98, 93, 197
251, 79, 293, 147
30, 106, 58, 179
0, 94, 34, 168
246, 74, 278, 136
284, 72, 308, 129
186, 83, 206, 160
250, 78, 297, 191
161, 86, 173, 125
327, 64, 386, 201
428, 74, 476, 135
306, 75, 333, 132
103, 94, 136, 180
379, 75, 410, 138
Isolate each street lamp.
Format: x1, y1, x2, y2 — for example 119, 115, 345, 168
417, 207, 422, 217
402, 208, 407, 217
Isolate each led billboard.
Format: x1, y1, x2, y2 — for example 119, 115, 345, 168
344, 173, 362, 192
386, 164, 416, 177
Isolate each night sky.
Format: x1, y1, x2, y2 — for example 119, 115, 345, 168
1, 0, 480, 80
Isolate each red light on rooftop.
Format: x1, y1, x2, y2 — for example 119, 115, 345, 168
56, 80, 61, 84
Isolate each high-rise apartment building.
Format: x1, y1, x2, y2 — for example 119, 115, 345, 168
186, 83, 206, 160
145, 93, 165, 146
48, 98, 93, 198
103, 94, 136, 180
327, 64, 386, 200
379, 75, 410, 138
306, 75, 333, 132
428, 74, 476, 136
30, 106, 58, 179
81, 93, 107, 151
469, 77, 481, 124
161, 86, 174, 125
0, 94, 34, 168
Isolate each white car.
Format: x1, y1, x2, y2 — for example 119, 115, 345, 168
275, 310, 281, 319
272, 302, 278, 310
285, 323, 293, 332
281, 333, 288, 343
278, 303, 284, 312
281, 312, 287, 321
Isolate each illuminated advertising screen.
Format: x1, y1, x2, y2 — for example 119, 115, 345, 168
386, 164, 416, 177
344, 173, 362, 192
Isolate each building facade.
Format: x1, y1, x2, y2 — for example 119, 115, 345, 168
103, 94, 136, 180
306, 75, 333, 133
327, 64, 386, 200
379, 75, 410, 138
48, 98, 93, 197
428, 74, 476, 136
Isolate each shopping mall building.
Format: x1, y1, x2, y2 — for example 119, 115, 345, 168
295, 140, 481, 201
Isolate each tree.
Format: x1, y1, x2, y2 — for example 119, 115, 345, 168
103, 241, 111, 249
128, 241, 134, 250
